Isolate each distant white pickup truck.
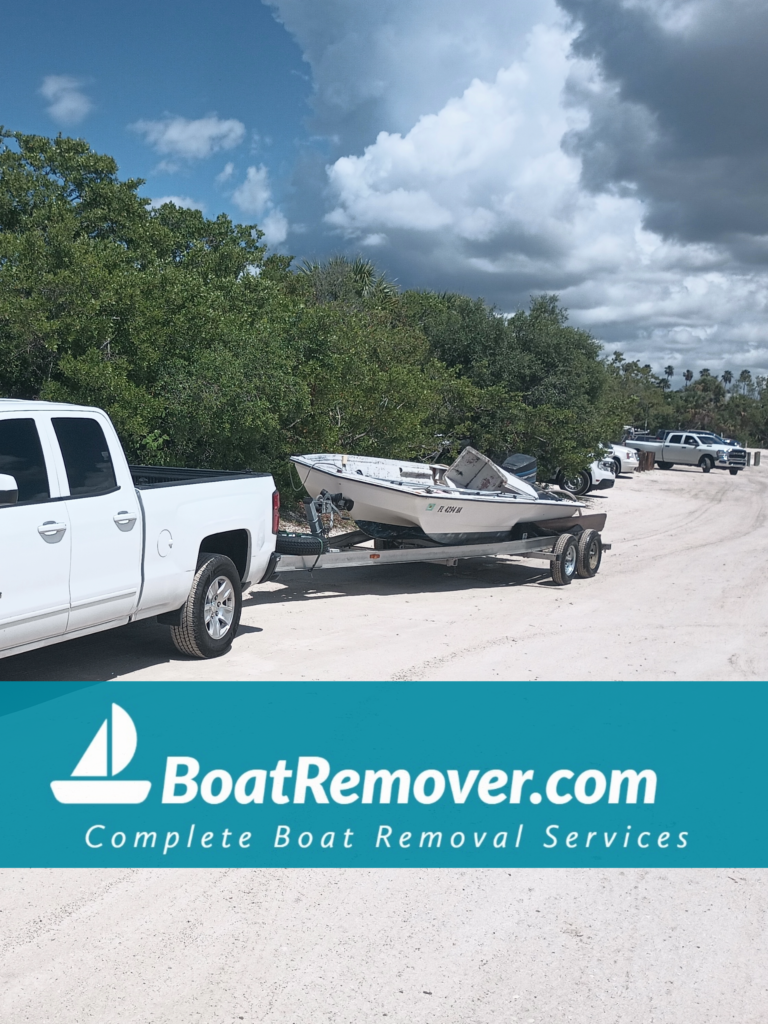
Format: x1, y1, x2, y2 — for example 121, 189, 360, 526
0, 400, 278, 660
626, 431, 748, 474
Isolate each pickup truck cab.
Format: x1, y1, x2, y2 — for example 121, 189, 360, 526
626, 431, 747, 474
0, 400, 278, 660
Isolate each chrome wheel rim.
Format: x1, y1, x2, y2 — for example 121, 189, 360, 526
204, 575, 235, 639
562, 474, 582, 492
587, 539, 600, 571
564, 544, 577, 576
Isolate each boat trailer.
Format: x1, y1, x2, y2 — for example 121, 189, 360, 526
266, 492, 610, 587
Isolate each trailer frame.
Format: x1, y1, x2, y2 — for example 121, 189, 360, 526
267, 515, 610, 586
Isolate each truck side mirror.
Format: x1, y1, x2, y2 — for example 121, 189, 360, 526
0, 474, 19, 506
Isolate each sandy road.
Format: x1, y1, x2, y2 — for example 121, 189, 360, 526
2, 465, 767, 1023
0, 868, 766, 1023
2, 462, 767, 681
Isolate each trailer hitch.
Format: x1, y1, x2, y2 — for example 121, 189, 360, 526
300, 489, 355, 569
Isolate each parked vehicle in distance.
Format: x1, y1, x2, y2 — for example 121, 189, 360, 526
0, 400, 278, 661
555, 458, 616, 496
626, 431, 748, 474
605, 443, 639, 475
693, 431, 742, 448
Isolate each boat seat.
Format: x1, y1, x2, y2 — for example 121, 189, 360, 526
445, 446, 506, 492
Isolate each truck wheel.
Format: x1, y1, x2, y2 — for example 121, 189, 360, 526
551, 533, 578, 586
275, 531, 325, 555
576, 529, 602, 578
729, 468, 739, 476
699, 455, 714, 473
612, 458, 621, 476
171, 553, 242, 658
557, 470, 591, 496
658, 461, 672, 470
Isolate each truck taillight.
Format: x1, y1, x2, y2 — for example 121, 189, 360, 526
272, 489, 280, 534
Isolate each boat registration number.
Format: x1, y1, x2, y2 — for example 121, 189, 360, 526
426, 503, 462, 514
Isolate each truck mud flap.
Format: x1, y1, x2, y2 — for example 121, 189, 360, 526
257, 550, 282, 584
157, 605, 185, 627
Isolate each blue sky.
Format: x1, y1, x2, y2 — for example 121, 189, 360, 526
3, 0, 768, 375
1, 0, 309, 227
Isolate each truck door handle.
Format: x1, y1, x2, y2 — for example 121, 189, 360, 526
112, 509, 138, 532
38, 521, 67, 536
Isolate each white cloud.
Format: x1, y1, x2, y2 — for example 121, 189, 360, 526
232, 165, 272, 214
232, 165, 289, 244
39, 75, 93, 125
265, 0, 556, 142
322, 18, 768, 371
260, 210, 289, 246
131, 115, 245, 160
148, 195, 206, 211
263, 0, 768, 372
216, 161, 235, 183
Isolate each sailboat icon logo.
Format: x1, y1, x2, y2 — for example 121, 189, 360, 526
50, 703, 152, 804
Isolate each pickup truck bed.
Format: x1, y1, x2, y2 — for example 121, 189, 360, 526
129, 465, 270, 488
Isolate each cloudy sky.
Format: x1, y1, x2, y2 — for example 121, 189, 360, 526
3, 0, 767, 376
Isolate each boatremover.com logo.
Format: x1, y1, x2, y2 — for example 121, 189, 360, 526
50, 704, 658, 808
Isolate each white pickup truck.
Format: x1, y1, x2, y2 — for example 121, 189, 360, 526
626, 430, 748, 475
0, 400, 278, 660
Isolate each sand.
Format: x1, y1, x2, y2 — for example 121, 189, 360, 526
1, 463, 766, 1022
0, 868, 765, 1022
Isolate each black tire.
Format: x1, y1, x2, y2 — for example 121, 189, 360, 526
658, 461, 673, 470
551, 533, 578, 586
729, 468, 739, 476
576, 529, 602, 578
699, 455, 714, 473
171, 553, 242, 658
275, 531, 325, 555
557, 470, 591, 496
612, 458, 621, 476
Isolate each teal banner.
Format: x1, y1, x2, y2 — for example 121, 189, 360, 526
0, 681, 764, 867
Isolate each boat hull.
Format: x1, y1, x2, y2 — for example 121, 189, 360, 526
292, 456, 582, 545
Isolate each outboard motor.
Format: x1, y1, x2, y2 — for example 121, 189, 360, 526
500, 453, 537, 485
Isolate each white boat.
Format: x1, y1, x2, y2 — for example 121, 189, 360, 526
291, 447, 584, 545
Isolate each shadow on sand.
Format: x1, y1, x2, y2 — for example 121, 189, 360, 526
0, 555, 556, 681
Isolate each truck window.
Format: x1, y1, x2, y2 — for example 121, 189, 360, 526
668, 433, 683, 444
52, 417, 118, 497
0, 418, 51, 504
684, 435, 699, 446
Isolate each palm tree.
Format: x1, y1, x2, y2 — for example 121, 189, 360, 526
699, 368, 711, 377
722, 370, 733, 386
298, 254, 399, 305
738, 369, 753, 395
663, 365, 674, 391
683, 369, 693, 388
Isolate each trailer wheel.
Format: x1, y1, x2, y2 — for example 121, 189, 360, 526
171, 553, 242, 658
576, 529, 602, 578
551, 533, 578, 586
699, 455, 714, 473
275, 531, 325, 555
